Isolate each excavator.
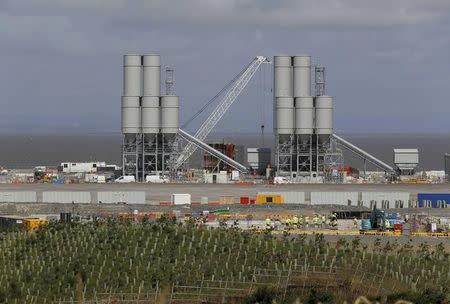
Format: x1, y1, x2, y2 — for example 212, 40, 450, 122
361, 207, 387, 231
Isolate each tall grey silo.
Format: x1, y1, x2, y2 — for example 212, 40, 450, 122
122, 54, 142, 178
122, 54, 142, 136
142, 54, 161, 178
315, 95, 333, 143
273, 55, 294, 176
293, 55, 313, 176
161, 95, 179, 172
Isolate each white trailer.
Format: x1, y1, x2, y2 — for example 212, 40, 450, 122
61, 162, 106, 173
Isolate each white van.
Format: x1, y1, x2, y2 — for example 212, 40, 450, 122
145, 174, 169, 183
114, 176, 136, 183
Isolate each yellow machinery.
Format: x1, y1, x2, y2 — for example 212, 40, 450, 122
22, 218, 49, 232
255, 194, 284, 204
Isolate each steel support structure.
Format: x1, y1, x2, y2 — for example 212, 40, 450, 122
316, 135, 331, 174
275, 134, 294, 176
161, 134, 180, 176
315, 65, 325, 96
122, 134, 142, 179
295, 134, 313, 178
142, 134, 158, 181
323, 136, 344, 183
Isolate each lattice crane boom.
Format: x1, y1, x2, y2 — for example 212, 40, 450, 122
175, 56, 267, 169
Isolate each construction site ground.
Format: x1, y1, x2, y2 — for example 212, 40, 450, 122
1, 182, 450, 203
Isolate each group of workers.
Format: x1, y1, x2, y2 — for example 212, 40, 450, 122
265, 213, 339, 230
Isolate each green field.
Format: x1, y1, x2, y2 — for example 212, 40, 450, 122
0, 219, 449, 303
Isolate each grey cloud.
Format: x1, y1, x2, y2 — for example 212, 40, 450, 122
5, 0, 450, 27
0, 0, 449, 134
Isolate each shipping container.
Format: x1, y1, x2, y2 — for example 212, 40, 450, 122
172, 194, 191, 205
258, 191, 305, 204
0, 191, 36, 203
42, 191, 91, 204
97, 191, 146, 204
311, 192, 358, 206
240, 197, 250, 205
361, 192, 410, 209
417, 193, 450, 208
255, 194, 284, 204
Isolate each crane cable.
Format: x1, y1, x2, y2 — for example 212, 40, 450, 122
181, 60, 254, 129
258, 65, 264, 146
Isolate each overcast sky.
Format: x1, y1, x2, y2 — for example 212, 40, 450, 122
0, 0, 449, 134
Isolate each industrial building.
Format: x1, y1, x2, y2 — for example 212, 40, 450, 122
393, 149, 419, 176
121, 54, 179, 180
273, 55, 335, 181
247, 148, 271, 176
120, 53, 413, 183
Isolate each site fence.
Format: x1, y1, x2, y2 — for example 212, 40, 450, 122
56, 264, 403, 304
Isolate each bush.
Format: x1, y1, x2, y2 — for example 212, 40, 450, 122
387, 288, 448, 304
245, 286, 277, 304
306, 288, 335, 304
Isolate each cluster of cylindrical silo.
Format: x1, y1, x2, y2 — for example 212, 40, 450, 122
273, 55, 333, 143
122, 54, 179, 140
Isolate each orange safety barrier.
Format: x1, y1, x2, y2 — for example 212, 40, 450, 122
191, 201, 201, 206
208, 201, 221, 206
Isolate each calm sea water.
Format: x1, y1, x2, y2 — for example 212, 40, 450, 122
0, 133, 449, 170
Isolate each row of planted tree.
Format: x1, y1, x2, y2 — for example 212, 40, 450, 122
0, 218, 448, 303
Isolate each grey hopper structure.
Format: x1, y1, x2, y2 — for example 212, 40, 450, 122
315, 95, 333, 143
161, 95, 179, 136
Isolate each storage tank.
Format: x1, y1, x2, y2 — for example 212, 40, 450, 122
315, 96, 333, 143
276, 97, 294, 137
293, 56, 311, 97
123, 54, 142, 97
273, 56, 293, 97
121, 96, 141, 136
141, 96, 160, 136
161, 95, 179, 138
273, 56, 293, 134
142, 54, 161, 96
295, 96, 314, 143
